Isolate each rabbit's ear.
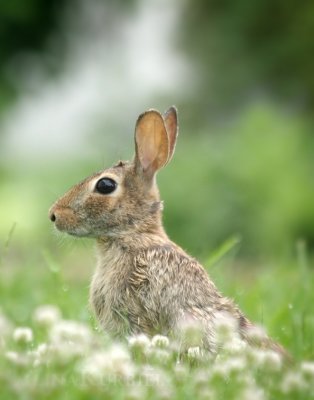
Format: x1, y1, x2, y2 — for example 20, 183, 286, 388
163, 106, 178, 164
134, 110, 169, 177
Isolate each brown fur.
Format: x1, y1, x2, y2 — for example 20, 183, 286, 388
49, 107, 285, 355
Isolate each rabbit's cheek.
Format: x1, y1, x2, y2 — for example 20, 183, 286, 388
84, 195, 119, 216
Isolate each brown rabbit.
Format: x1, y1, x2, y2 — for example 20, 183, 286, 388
49, 107, 284, 354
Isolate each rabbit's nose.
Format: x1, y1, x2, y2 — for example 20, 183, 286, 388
48, 206, 57, 222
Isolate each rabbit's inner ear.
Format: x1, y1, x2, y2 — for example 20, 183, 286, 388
163, 106, 178, 165
134, 110, 169, 177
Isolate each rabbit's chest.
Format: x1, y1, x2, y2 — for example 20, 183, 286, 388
90, 253, 137, 335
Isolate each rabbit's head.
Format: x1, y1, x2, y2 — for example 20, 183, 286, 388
49, 107, 178, 239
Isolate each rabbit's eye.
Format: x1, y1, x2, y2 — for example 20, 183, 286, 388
95, 178, 117, 194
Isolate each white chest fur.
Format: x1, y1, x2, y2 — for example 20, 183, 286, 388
90, 244, 132, 335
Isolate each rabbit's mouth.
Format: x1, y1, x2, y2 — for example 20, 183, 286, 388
49, 206, 90, 237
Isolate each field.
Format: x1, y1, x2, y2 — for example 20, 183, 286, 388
1, 234, 314, 399
1, 104, 314, 399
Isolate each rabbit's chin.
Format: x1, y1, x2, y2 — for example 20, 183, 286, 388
56, 226, 94, 238
67, 230, 92, 238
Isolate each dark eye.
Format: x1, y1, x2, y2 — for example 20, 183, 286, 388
95, 178, 117, 194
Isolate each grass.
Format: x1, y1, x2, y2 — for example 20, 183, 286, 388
0, 231, 314, 399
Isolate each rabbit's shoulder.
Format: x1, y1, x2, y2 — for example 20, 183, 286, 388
129, 243, 220, 303
129, 244, 244, 336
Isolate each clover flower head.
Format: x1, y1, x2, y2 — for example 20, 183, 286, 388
151, 334, 169, 348
13, 327, 33, 344
80, 344, 134, 382
281, 371, 307, 393
33, 305, 61, 327
301, 361, 314, 380
214, 311, 238, 344
49, 320, 92, 346
128, 334, 151, 352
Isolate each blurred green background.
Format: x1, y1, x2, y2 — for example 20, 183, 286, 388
0, 0, 313, 357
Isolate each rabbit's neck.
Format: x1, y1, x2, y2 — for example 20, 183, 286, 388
96, 229, 169, 253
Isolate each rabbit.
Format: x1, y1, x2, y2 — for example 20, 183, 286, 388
49, 106, 285, 355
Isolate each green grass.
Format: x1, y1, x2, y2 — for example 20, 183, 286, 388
0, 232, 313, 399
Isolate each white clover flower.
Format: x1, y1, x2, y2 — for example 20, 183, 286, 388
37, 342, 49, 356
192, 367, 211, 386
33, 305, 61, 327
301, 361, 314, 380
222, 337, 247, 355
245, 325, 267, 344
108, 344, 133, 374
173, 362, 189, 382
49, 320, 92, 346
225, 356, 246, 374
261, 349, 282, 371
49, 341, 88, 364
187, 346, 203, 361
47, 320, 94, 364
177, 314, 204, 347
150, 348, 171, 364
140, 365, 173, 397
213, 355, 246, 377
6, 351, 20, 364
13, 327, 33, 344
246, 348, 265, 366
32, 343, 50, 366
197, 388, 216, 400
151, 334, 169, 348
5, 351, 32, 367
214, 311, 239, 345
247, 348, 282, 371
125, 383, 147, 400
80, 355, 105, 385
241, 386, 265, 400
281, 371, 307, 393
239, 374, 256, 387
128, 334, 151, 353
157, 383, 174, 400
80, 344, 134, 383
